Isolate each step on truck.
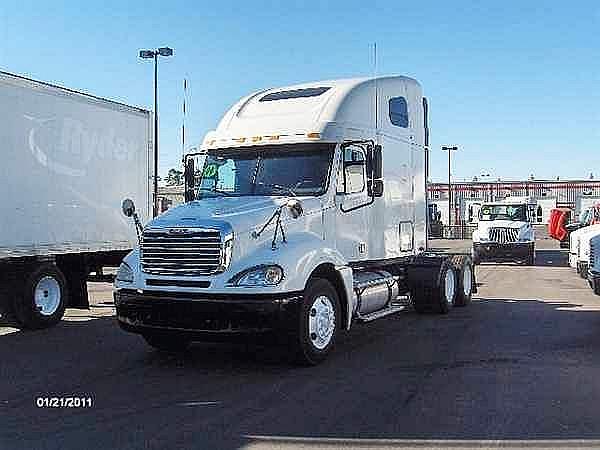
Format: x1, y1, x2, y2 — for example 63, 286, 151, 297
114, 76, 475, 365
0, 70, 152, 329
471, 197, 536, 265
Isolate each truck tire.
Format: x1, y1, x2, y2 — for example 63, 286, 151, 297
594, 280, 600, 296
450, 255, 473, 307
409, 259, 457, 314
15, 263, 69, 329
472, 246, 481, 265
143, 332, 191, 352
579, 262, 589, 279
291, 277, 341, 366
526, 245, 535, 266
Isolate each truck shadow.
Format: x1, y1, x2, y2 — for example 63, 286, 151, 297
3, 294, 600, 448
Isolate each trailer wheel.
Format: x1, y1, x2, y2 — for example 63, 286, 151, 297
451, 255, 474, 307
291, 277, 340, 366
409, 259, 458, 314
16, 263, 68, 329
143, 332, 191, 352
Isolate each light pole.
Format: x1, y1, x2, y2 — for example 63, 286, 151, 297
441, 146, 459, 228
139, 46, 173, 217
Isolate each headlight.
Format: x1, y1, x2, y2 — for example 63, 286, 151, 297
229, 265, 284, 287
116, 262, 134, 283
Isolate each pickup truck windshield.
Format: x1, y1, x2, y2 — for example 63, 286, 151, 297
479, 204, 528, 221
191, 143, 335, 199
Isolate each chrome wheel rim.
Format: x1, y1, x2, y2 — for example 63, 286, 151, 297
308, 295, 335, 350
34, 276, 61, 316
463, 264, 472, 297
445, 268, 456, 305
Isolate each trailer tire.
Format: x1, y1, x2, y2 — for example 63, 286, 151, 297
291, 277, 340, 366
16, 263, 68, 329
143, 332, 191, 352
451, 255, 473, 307
409, 259, 457, 314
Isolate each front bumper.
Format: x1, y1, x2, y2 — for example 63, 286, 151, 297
473, 242, 532, 261
114, 289, 303, 340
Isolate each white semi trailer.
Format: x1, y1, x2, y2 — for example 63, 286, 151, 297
0, 71, 152, 329
114, 76, 475, 365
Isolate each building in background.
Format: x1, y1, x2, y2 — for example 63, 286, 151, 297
428, 179, 600, 226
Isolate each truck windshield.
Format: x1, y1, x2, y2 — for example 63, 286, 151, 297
189, 143, 335, 199
479, 204, 527, 221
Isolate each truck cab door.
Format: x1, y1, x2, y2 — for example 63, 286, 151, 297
334, 144, 371, 261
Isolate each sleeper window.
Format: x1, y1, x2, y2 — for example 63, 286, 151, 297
389, 97, 409, 128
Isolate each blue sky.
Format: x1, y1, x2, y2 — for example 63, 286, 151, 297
1, 0, 598, 182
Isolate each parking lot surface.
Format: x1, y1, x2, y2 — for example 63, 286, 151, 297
2, 238, 600, 449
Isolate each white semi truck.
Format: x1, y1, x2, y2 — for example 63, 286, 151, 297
569, 224, 600, 277
0, 71, 152, 329
114, 76, 476, 365
471, 197, 536, 265
588, 234, 600, 295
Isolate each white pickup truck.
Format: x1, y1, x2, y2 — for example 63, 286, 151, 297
471, 198, 536, 265
113, 76, 476, 365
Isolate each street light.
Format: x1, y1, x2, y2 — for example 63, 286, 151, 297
139, 46, 174, 217
441, 146, 459, 228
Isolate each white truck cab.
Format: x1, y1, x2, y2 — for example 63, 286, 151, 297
114, 77, 475, 365
588, 234, 600, 295
569, 224, 600, 277
472, 197, 536, 265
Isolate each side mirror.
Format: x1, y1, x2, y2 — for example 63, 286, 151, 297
371, 145, 383, 197
122, 198, 135, 218
184, 158, 195, 202
286, 199, 303, 219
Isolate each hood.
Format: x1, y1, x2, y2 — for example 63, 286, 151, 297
146, 196, 319, 235
477, 220, 529, 231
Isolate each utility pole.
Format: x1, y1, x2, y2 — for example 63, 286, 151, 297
139, 46, 174, 217
441, 146, 459, 228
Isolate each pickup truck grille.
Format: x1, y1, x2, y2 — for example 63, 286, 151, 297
141, 228, 222, 276
489, 227, 519, 244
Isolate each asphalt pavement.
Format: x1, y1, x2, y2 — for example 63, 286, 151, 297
2, 237, 600, 450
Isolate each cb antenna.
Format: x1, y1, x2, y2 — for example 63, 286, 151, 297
182, 77, 188, 158
373, 42, 379, 140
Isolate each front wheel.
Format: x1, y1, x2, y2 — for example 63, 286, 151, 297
290, 278, 341, 366
525, 244, 535, 266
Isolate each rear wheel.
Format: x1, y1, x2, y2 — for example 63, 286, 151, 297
451, 255, 474, 307
409, 259, 458, 314
290, 278, 340, 366
13, 264, 69, 329
143, 332, 191, 352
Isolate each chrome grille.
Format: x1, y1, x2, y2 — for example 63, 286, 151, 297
141, 228, 222, 276
489, 227, 519, 244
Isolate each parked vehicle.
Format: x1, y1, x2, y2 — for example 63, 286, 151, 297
569, 224, 600, 275
114, 76, 475, 365
548, 208, 571, 248
588, 234, 600, 295
0, 71, 152, 329
471, 197, 536, 265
